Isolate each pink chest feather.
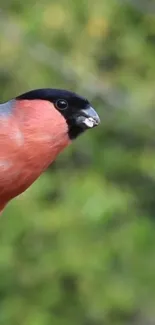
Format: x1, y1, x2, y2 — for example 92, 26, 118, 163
0, 100, 70, 208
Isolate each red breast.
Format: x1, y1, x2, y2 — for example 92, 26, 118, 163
0, 99, 71, 207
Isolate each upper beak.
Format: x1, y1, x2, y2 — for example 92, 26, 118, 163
76, 106, 100, 129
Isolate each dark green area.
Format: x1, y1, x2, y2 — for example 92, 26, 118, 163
1, 1, 155, 324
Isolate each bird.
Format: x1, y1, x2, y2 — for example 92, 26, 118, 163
0, 88, 100, 214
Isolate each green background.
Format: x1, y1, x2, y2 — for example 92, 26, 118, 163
1, 0, 155, 324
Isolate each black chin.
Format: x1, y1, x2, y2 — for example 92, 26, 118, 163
68, 125, 85, 140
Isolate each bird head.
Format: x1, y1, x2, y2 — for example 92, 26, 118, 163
16, 88, 100, 140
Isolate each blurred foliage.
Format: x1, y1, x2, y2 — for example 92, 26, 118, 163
1, 0, 155, 324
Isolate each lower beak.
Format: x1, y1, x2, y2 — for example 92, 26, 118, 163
76, 106, 100, 129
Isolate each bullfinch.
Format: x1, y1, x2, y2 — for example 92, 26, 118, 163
0, 88, 100, 214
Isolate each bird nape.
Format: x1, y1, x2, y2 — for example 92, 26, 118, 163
0, 88, 100, 214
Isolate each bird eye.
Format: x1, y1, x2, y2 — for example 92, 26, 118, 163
56, 99, 68, 110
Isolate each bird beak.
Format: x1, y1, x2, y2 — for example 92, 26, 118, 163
75, 106, 100, 129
